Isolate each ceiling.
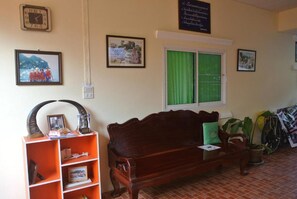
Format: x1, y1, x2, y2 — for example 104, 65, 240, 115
234, 0, 297, 12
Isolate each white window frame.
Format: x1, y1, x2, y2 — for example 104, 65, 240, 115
164, 47, 226, 111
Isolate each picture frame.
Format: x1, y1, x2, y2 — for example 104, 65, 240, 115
15, 49, 62, 85
237, 49, 256, 72
28, 159, 45, 184
47, 114, 65, 131
106, 35, 145, 68
28, 160, 38, 185
68, 166, 88, 183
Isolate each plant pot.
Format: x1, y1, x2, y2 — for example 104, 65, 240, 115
249, 147, 264, 165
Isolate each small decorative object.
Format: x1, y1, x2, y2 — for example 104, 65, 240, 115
237, 49, 256, 72
15, 49, 62, 85
77, 113, 91, 134
106, 35, 145, 68
70, 152, 89, 159
20, 4, 51, 32
178, 0, 211, 34
68, 166, 88, 183
47, 114, 65, 130
61, 149, 88, 162
61, 148, 72, 162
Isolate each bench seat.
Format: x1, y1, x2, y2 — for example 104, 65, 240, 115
107, 110, 249, 199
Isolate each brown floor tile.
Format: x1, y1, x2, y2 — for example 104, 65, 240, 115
103, 146, 297, 199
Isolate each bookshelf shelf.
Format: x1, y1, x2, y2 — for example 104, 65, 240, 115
23, 132, 101, 199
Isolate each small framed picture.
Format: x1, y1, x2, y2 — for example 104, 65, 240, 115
15, 49, 62, 85
68, 166, 88, 183
106, 35, 145, 68
47, 114, 65, 130
237, 49, 256, 72
28, 160, 38, 185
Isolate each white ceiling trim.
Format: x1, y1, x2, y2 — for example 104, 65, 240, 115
155, 30, 233, 46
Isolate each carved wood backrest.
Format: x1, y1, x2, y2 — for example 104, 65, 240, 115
107, 110, 219, 157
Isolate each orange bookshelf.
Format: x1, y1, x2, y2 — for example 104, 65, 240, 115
23, 132, 101, 199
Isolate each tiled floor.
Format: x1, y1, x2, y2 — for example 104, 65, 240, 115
103, 146, 297, 199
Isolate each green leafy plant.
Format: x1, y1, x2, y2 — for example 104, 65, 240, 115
222, 116, 253, 144
222, 111, 274, 153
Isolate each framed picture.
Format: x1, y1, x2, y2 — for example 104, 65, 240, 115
106, 35, 145, 68
15, 49, 62, 85
28, 160, 38, 185
237, 49, 256, 72
68, 166, 88, 183
47, 114, 65, 130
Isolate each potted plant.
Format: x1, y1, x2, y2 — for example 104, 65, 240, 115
222, 111, 273, 165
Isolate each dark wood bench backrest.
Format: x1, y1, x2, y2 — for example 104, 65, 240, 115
107, 110, 219, 157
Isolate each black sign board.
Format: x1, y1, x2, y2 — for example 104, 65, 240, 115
178, 0, 211, 34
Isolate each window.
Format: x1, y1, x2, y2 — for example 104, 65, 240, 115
165, 48, 226, 110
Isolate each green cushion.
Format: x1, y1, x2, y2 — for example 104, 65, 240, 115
203, 122, 221, 145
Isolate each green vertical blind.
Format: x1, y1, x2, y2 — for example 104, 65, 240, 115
167, 50, 222, 106
198, 53, 221, 103
167, 50, 196, 105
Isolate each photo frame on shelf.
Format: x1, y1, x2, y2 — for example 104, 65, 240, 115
47, 114, 65, 130
106, 35, 145, 68
28, 160, 38, 185
68, 166, 88, 183
15, 49, 62, 85
237, 49, 256, 72
77, 113, 91, 134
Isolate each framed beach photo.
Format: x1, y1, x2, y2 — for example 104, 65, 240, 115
106, 35, 145, 68
15, 49, 62, 85
47, 114, 65, 131
237, 49, 256, 72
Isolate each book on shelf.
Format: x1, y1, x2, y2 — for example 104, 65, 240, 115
47, 129, 79, 139
64, 178, 92, 189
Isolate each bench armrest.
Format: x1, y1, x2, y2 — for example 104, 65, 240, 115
108, 148, 136, 180
219, 130, 248, 149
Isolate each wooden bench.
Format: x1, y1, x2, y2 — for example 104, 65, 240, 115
107, 110, 249, 199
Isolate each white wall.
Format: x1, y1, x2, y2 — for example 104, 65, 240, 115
0, 0, 296, 198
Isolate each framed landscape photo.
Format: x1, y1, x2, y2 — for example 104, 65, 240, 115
237, 49, 256, 72
106, 35, 145, 68
68, 166, 88, 183
15, 49, 62, 85
47, 114, 65, 130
